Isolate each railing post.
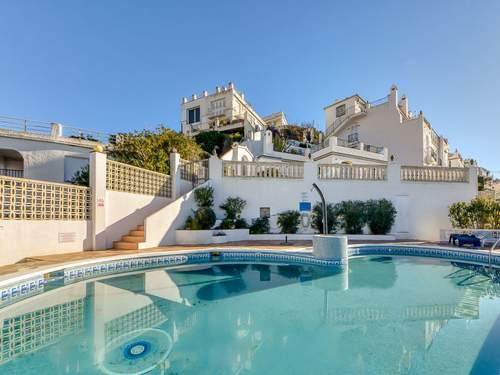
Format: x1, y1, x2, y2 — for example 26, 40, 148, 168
90, 148, 107, 250
169, 151, 181, 199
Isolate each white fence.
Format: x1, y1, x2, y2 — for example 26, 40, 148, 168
0, 175, 90, 220
318, 164, 386, 181
401, 166, 469, 183
223, 161, 304, 179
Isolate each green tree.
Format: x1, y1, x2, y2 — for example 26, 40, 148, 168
194, 131, 226, 155
108, 126, 206, 174
219, 197, 247, 229
70, 165, 89, 186
311, 202, 338, 234
448, 197, 500, 229
277, 210, 301, 234
365, 199, 397, 235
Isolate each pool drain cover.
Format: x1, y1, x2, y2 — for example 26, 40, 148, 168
100, 328, 172, 375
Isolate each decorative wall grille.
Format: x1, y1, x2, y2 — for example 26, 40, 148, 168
401, 166, 469, 182
318, 164, 387, 180
106, 160, 171, 197
0, 298, 84, 364
223, 161, 304, 179
0, 175, 91, 220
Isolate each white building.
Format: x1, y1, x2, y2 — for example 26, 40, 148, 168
181, 82, 269, 140
324, 85, 451, 167
0, 116, 106, 183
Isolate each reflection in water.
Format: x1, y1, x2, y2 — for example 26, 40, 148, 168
0, 258, 499, 374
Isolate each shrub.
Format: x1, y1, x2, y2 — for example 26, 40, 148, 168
219, 217, 235, 229
311, 202, 338, 234
220, 197, 246, 220
194, 186, 214, 208
277, 210, 301, 234
194, 207, 216, 230
365, 199, 397, 235
234, 218, 249, 229
185, 186, 216, 230
449, 197, 500, 229
448, 201, 473, 229
249, 216, 270, 234
335, 200, 366, 234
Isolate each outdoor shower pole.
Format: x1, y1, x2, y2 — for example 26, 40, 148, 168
312, 183, 328, 234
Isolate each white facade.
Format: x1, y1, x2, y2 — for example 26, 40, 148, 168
324, 85, 451, 167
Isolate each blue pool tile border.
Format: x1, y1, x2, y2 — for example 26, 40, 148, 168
0, 245, 499, 308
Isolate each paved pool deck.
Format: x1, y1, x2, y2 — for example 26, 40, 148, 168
0, 239, 494, 281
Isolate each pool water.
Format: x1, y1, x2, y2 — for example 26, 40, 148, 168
1, 256, 500, 374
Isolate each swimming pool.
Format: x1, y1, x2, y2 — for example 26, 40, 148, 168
0, 254, 499, 374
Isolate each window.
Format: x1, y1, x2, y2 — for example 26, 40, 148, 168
347, 132, 359, 144
336, 104, 346, 118
187, 107, 200, 124
260, 207, 270, 218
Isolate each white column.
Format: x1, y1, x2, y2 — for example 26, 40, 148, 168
208, 154, 222, 181
90, 150, 107, 250
50, 123, 63, 138
169, 151, 181, 199
312, 235, 348, 264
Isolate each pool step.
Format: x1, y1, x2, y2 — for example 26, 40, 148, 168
112, 224, 147, 250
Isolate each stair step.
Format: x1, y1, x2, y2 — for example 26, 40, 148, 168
129, 230, 144, 237
137, 225, 144, 231
113, 241, 139, 250
122, 235, 145, 243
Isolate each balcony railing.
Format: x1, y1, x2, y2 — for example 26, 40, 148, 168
223, 161, 304, 179
318, 164, 387, 180
401, 166, 469, 183
0, 169, 23, 178
325, 104, 367, 138
0, 115, 112, 144
180, 159, 209, 186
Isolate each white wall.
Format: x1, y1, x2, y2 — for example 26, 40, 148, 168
0, 136, 92, 183
105, 190, 172, 248
208, 158, 477, 241
0, 220, 91, 265
144, 183, 203, 247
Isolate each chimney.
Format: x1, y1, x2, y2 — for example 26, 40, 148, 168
399, 95, 409, 116
203, 90, 208, 97
215, 86, 221, 94
192, 94, 197, 100
389, 84, 398, 106
241, 92, 245, 101
182, 97, 188, 104
228, 81, 234, 89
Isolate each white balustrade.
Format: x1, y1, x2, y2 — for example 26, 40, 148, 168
223, 161, 304, 179
318, 164, 387, 180
401, 166, 469, 183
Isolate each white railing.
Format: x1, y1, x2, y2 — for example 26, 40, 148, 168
223, 161, 304, 179
318, 164, 387, 180
0, 175, 91, 220
106, 160, 172, 197
401, 166, 469, 183
180, 159, 209, 185
0, 115, 112, 144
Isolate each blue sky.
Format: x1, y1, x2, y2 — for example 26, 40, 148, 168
0, 0, 499, 175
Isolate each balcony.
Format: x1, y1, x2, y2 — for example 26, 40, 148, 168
0, 169, 23, 178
